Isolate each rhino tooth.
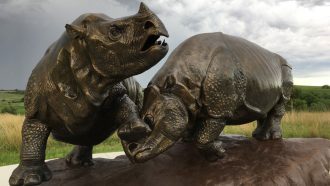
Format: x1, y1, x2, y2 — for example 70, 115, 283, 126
162, 39, 167, 46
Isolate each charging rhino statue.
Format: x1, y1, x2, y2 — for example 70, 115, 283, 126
123, 32, 293, 163
9, 3, 168, 186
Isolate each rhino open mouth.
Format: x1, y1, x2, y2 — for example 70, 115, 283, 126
141, 34, 167, 51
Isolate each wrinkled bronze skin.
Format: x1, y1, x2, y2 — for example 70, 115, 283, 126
9, 3, 169, 186
124, 32, 293, 163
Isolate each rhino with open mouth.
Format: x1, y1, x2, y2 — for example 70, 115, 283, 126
9, 3, 168, 186
121, 32, 293, 163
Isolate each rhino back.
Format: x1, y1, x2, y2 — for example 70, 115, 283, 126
150, 33, 226, 99
151, 32, 286, 118
223, 33, 284, 112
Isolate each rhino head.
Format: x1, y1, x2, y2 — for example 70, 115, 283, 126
123, 85, 189, 163
65, 2, 169, 78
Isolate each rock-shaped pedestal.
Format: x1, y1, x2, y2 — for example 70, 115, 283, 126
41, 136, 330, 186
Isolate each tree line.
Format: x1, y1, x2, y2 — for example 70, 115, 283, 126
287, 85, 330, 112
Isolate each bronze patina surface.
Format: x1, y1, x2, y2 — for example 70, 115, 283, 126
123, 32, 293, 163
9, 3, 168, 186
39, 136, 330, 186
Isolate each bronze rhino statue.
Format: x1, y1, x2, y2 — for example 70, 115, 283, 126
123, 32, 293, 163
9, 3, 168, 186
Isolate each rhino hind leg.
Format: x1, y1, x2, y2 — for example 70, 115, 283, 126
194, 118, 226, 162
66, 145, 94, 167
9, 119, 51, 186
252, 99, 286, 140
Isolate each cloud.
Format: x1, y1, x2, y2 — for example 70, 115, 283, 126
0, 0, 135, 89
281, 0, 330, 6
131, 0, 330, 86
0, 0, 329, 89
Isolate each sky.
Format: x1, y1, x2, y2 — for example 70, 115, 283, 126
0, 0, 329, 89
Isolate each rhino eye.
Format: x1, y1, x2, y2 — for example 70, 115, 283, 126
144, 114, 154, 129
108, 25, 122, 40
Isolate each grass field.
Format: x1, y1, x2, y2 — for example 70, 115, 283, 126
1, 111, 330, 166
224, 111, 330, 139
0, 90, 25, 115
0, 114, 122, 166
295, 85, 330, 94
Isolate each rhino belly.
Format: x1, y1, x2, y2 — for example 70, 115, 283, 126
226, 105, 268, 125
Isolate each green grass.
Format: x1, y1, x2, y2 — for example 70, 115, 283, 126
296, 85, 330, 92
0, 135, 123, 166
0, 90, 25, 114
2, 111, 330, 166
224, 111, 330, 139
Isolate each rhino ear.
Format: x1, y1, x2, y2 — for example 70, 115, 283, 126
144, 85, 160, 100
142, 85, 160, 113
65, 24, 85, 39
164, 75, 176, 89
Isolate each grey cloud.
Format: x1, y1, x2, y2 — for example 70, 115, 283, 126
0, 0, 329, 89
110, 0, 330, 86
280, 0, 330, 6
0, 0, 136, 89
294, 61, 330, 77
112, 0, 140, 10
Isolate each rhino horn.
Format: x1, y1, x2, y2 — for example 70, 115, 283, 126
138, 2, 151, 14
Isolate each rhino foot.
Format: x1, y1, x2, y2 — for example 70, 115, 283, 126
9, 164, 52, 186
66, 145, 94, 167
198, 140, 226, 162
252, 127, 282, 140
253, 99, 285, 141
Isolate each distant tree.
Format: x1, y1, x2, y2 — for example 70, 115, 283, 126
302, 93, 319, 106
292, 87, 302, 99
310, 102, 327, 112
293, 99, 308, 111
322, 85, 330, 89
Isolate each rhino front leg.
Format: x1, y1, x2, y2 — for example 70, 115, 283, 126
195, 118, 226, 162
9, 119, 51, 186
253, 99, 286, 140
66, 145, 94, 167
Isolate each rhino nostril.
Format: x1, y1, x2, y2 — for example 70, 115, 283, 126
145, 126, 152, 135
128, 143, 138, 152
143, 21, 155, 30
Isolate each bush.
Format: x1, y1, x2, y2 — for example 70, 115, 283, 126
302, 93, 319, 106
293, 99, 308, 111
310, 102, 327, 112
292, 87, 302, 99
1, 106, 18, 115
322, 85, 330, 89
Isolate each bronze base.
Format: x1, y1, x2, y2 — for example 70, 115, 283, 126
40, 135, 330, 186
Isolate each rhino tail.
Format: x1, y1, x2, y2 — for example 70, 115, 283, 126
278, 56, 293, 101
